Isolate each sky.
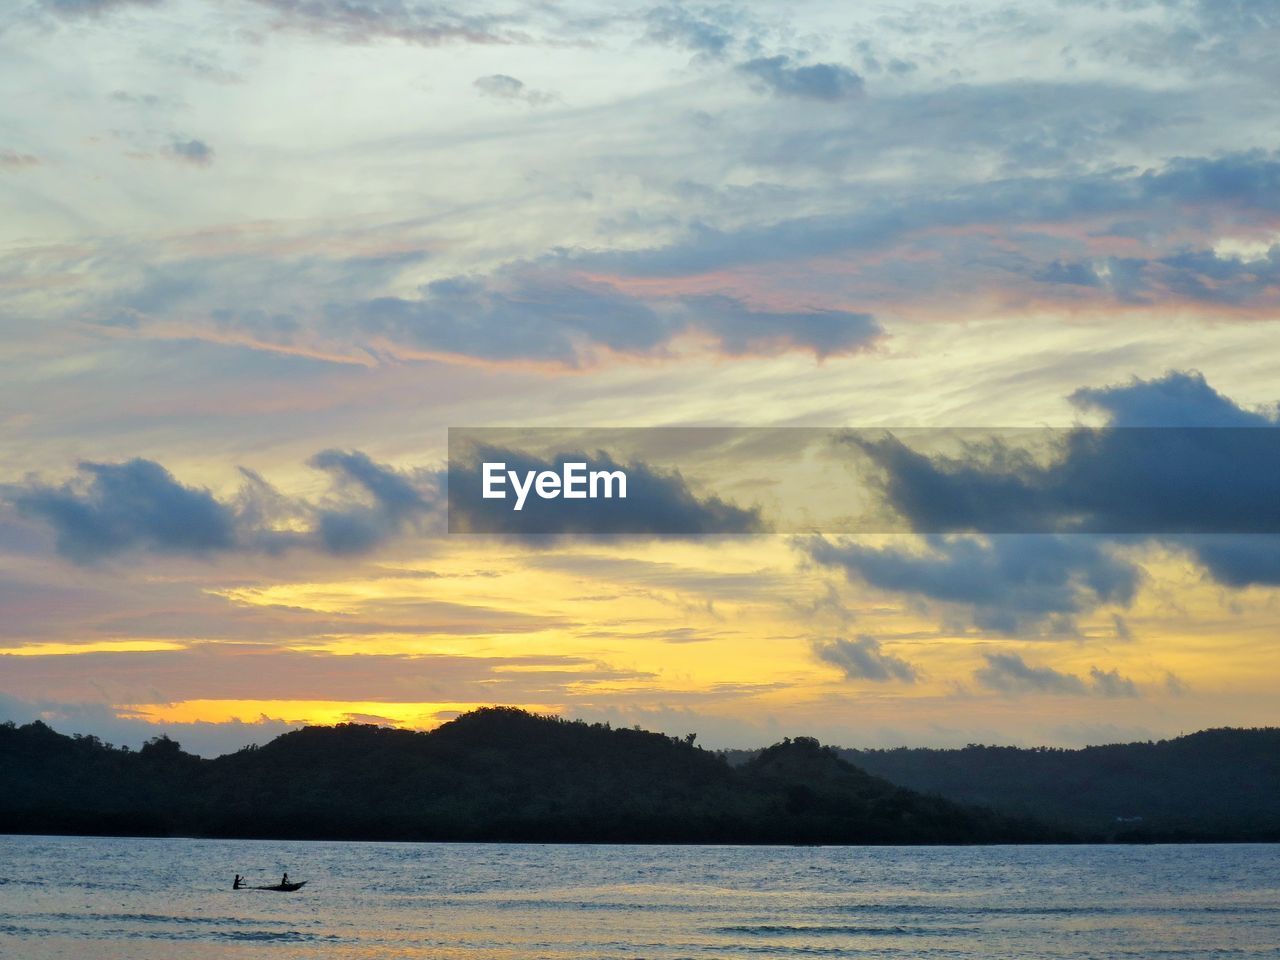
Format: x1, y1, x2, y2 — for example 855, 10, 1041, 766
1, 0, 1278, 756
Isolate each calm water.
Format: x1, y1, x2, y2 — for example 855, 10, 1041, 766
1, 837, 1278, 959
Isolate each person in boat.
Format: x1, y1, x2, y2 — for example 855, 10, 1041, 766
281, 873, 290, 886
233, 874, 245, 890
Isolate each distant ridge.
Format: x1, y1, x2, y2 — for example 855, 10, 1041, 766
0, 707, 1058, 844
719, 727, 1280, 841
833, 728, 1280, 840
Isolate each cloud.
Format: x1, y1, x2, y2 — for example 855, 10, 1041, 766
1091, 0, 1279, 76
246, 0, 525, 46
1071, 369, 1277, 428
6, 451, 439, 564
975, 653, 1138, 698
1177, 535, 1280, 588
7, 441, 761, 560
643, 5, 738, 60
448, 443, 764, 536
846, 368, 1280, 538
1089, 666, 1138, 698
805, 371, 1280, 623
10, 459, 239, 563
169, 139, 214, 167
84, 246, 880, 368
38, 0, 160, 16
687, 294, 881, 359
838, 371, 1280, 587
29, 146, 1280, 372
813, 635, 918, 683
804, 534, 1139, 635
0, 150, 40, 170
974, 652, 1087, 695
1035, 246, 1280, 310
356, 274, 672, 363
574, 152, 1280, 281
27, 233, 886, 367
1111, 614, 1133, 641
353, 272, 883, 364
730, 77, 1187, 177
308, 449, 434, 555
474, 74, 554, 106
737, 55, 864, 101
109, 90, 173, 107
81, 244, 424, 350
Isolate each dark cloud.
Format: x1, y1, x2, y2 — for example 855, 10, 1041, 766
6, 451, 439, 564
813, 635, 918, 683
844, 373, 1280, 536
805, 534, 1138, 635
10, 459, 239, 563
473, 74, 554, 106
352, 272, 883, 364
6, 441, 760, 561
169, 139, 214, 167
1071, 369, 1277, 428
1177, 535, 1280, 588
308, 449, 434, 555
737, 55, 864, 101
974, 653, 1138, 698
448, 443, 764, 536
821, 372, 1280, 606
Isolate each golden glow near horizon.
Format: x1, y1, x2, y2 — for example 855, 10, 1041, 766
118, 700, 564, 729
0, 641, 188, 657
6, 534, 1274, 750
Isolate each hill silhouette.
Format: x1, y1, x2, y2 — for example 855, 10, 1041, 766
832, 728, 1280, 841
0, 707, 1058, 844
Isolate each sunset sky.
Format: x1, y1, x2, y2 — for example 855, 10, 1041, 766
2, 0, 1278, 756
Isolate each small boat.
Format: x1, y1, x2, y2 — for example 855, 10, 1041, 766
253, 881, 307, 892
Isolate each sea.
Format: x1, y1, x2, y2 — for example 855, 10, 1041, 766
0, 836, 1277, 958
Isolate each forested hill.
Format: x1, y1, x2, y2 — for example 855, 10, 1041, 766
827, 728, 1280, 840
0, 707, 1058, 844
